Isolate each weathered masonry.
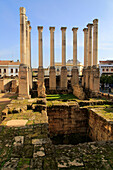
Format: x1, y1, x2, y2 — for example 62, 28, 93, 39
47, 102, 113, 144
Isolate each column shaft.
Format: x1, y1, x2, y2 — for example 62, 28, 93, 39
87, 24, 93, 67
20, 7, 26, 64
93, 19, 98, 66
83, 28, 88, 67
61, 27, 67, 66
26, 20, 30, 66
29, 26, 32, 68
38, 27, 43, 68
49, 27, 55, 67
72, 27, 78, 67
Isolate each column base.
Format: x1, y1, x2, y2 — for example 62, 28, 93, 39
29, 67, 33, 90
85, 67, 91, 89
60, 66, 67, 90
71, 67, 79, 87
37, 67, 46, 98
49, 66, 56, 90
92, 67, 100, 92
18, 64, 30, 99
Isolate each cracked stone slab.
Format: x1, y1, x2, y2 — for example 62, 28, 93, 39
34, 151, 45, 157
14, 136, 24, 146
6, 120, 28, 127
32, 138, 51, 145
58, 161, 68, 168
68, 159, 84, 166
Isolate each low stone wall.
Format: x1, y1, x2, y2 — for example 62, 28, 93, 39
47, 103, 113, 143
88, 109, 113, 141
47, 103, 88, 141
73, 84, 85, 99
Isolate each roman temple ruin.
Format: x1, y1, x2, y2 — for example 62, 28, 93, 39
0, 7, 100, 99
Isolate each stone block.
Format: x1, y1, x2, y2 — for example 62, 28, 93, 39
0, 79, 4, 92
37, 67, 46, 98
29, 67, 33, 90
73, 84, 85, 100
60, 66, 67, 90
18, 64, 30, 99
11, 80, 18, 93
71, 67, 79, 87
49, 67, 56, 90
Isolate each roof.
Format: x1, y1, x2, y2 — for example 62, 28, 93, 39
99, 60, 113, 64
0, 60, 20, 66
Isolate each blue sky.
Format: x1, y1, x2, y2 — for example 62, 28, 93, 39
0, 0, 113, 68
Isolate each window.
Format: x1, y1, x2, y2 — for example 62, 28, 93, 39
106, 69, 108, 71
102, 69, 104, 71
16, 69, 18, 73
4, 69, 6, 73
11, 69, 13, 73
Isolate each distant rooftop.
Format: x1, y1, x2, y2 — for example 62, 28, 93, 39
99, 60, 113, 64
0, 60, 20, 65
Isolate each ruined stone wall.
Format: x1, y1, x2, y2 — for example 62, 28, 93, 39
73, 84, 85, 99
47, 104, 88, 138
88, 109, 113, 141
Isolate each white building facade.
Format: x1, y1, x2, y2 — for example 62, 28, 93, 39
0, 60, 20, 77
99, 60, 113, 76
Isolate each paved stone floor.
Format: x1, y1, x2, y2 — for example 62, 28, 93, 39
0, 124, 113, 169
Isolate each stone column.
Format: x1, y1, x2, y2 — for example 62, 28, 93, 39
71, 27, 79, 87
37, 26, 45, 97
29, 26, 32, 68
26, 20, 30, 66
20, 7, 26, 64
38, 26, 43, 68
19, 7, 30, 99
72, 27, 78, 67
93, 19, 98, 67
49, 27, 56, 90
91, 19, 100, 94
61, 27, 67, 67
83, 28, 88, 67
87, 24, 93, 67
29, 26, 32, 89
60, 27, 67, 90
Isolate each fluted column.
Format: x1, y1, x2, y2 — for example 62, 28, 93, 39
29, 26, 32, 68
83, 28, 88, 67
61, 27, 67, 67
20, 7, 26, 64
87, 24, 93, 67
49, 27, 55, 67
38, 26, 43, 68
93, 19, 98, 66
26, 20, 30, 66
72, 27, 78, 67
